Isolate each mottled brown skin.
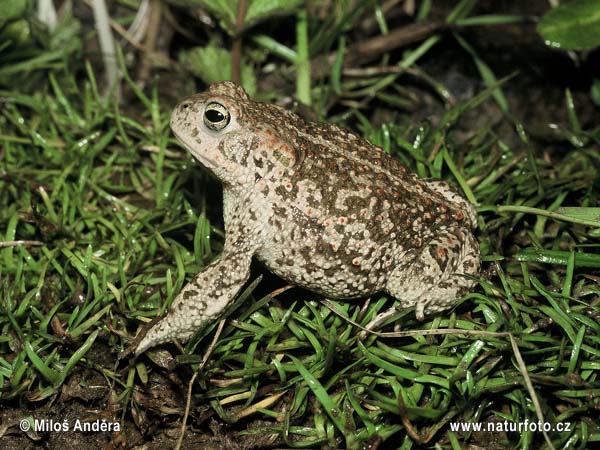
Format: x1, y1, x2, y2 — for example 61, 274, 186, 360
135, 82, 480, 355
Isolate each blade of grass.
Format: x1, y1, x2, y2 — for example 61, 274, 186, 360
291, 355, 356, 448
24, 341, 60, 385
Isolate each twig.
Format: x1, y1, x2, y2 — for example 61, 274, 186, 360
342, 65, 413, 77
350, 21, 443, 61
510, 334, 556, 450
174, 319, 226, 450
231, 0, 248, 83
127, 0, 151, 44
136, 0, 162, 87
0, 240, 44, 248
83, 0, 173, 66
321, 299, 512, 339
312, 21, 444, 78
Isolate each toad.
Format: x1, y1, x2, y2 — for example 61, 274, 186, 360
135, 81, 480, 355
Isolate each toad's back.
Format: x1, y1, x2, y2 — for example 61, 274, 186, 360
243, 103, 476, 298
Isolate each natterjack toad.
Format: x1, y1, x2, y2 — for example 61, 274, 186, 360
135, 81, 480, 355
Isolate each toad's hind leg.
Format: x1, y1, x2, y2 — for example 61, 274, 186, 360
364, 227, 480, 332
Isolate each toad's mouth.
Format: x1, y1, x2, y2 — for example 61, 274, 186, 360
172, 130, 218, 169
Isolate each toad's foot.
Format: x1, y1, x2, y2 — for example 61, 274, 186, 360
362, 227, 480, 336
135, 250, 252, 355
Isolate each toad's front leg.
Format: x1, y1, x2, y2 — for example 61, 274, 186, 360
135, 248, 253, 355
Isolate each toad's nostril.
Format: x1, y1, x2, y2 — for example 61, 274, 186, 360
179, 101, 192, 111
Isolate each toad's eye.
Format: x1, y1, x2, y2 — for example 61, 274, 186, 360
203, 102, 230, 131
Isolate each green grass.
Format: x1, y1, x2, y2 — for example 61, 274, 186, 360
1, 1, 600, 449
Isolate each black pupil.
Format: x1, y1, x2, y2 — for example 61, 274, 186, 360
206, 109, 224, 123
